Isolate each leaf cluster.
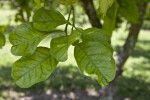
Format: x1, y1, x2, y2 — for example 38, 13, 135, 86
9, 3, 116, 88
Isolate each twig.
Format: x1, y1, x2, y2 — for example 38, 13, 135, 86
71, 5, 75, 32
65, 5, 73, 35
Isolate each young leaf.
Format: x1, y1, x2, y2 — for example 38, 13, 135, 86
33, 7, 67, 32
0, 33, 5, 49
11, 47, 58, 88
98, 0, 115, 18
9, 22, 48, 56
103, 1, 119, 37
50, 30, 80, 62
58, 0, 78, 5
74, 42, 116, 86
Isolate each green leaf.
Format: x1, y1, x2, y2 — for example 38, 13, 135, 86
34, 0, 41, 8
103, 1, 119, 37
0, 33, 5, 49
118, 0, 139, 23
11, 47, 58, 88
50, 30, 80, 62
81, 28, 109, 42
33, 7, 67, 32
9, 22, 48, 56
74, 42, 116, 86
98, 0, 115, 18
0, 25, 8, 49
76, 28, 111, 47
58, 0, 78, 5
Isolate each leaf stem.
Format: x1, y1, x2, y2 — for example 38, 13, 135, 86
71, 5, 75, 32
65, 5, 72, 35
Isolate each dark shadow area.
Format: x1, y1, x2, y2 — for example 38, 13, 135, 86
117, 56, 150, 100
117, 76, 150, 100
114, 39, 150, 59
131, 46, 150, 59
12, 65, 99, 92
17, 89, 99, 100
0, 66, 13, 89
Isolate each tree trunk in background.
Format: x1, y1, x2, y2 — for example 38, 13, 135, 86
99, 3, 147, 100
80, 0, 148, 99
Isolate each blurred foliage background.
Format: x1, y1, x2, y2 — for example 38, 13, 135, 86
0, 0, 150, 100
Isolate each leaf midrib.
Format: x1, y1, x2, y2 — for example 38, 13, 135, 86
13, 33, 47, 46
17, 55, 50, 81
77, 44, 108, 82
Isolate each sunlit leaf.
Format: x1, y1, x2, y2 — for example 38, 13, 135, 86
33, 7, 67, 32
81, 28, 109, 42
74, 42, 116, 85
9, 22, 48, 56
98, 0, 115, 18
50, 30, 80, 62
103, 1, 119, 37
12, 47, 58, 88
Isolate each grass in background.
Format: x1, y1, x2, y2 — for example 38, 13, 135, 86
112, 26, 150, 100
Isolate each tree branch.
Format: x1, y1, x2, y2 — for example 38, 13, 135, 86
80, 0, 102, 28
114, 2, 148, 80
11, 0, 25, 22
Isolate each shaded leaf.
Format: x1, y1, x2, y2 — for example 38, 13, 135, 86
33, 7, 67, 32
118, 0, 139, 23
9, 22, 48, 56
0, 34, 5, 49
12, 47, 58, 88
0, 25, 8, 49
50, 30, 80, 62
74, 42, 116, 85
